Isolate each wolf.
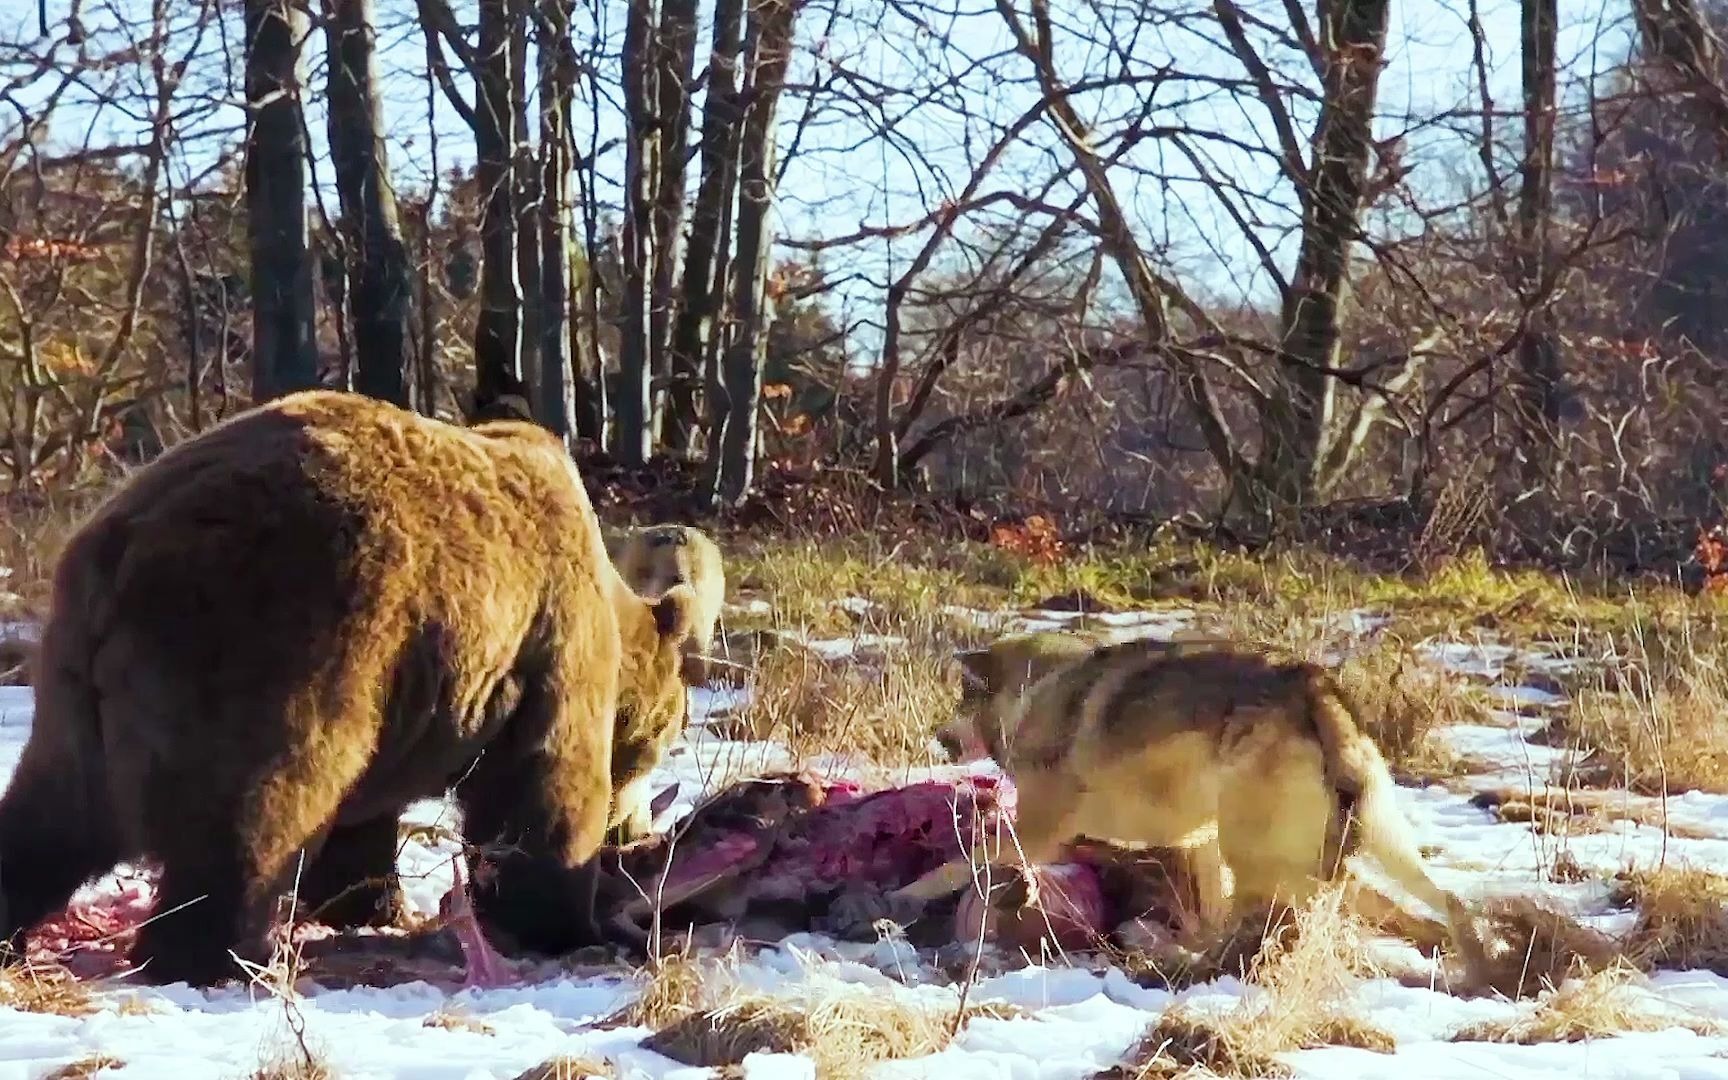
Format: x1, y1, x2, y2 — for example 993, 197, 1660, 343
904, 630, 1487, 980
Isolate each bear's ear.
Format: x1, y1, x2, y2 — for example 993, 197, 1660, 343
955, 648, 994, 693
651, 584, 699, 643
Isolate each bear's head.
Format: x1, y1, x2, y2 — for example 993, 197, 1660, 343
614, 580, 710, 747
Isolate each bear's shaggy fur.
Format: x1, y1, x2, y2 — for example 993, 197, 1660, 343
0, 389, 699, 987
605, 524, 727, 842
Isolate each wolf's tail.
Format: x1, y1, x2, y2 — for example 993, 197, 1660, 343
1293, 663, 1384, 873
1298, 663, 1492, 983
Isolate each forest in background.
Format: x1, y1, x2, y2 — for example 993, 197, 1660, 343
7, 0, 1728, 576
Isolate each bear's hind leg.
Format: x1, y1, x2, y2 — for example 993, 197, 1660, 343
129, 743, 362, 988
126, 792, 273, 987
456, 663, 614, 957
297, 814, 406, 930
0, 747, 122, 955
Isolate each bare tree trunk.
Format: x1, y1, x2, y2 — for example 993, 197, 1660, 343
651, 0, 699, 443
473, 0, 527, 411
511, 0, 543, 411
668, 0, 743, 455
1258, 0, 1393, 520
245, 0, 318, 402
326, 0, 412, 407
1512, 0, 1560, 489
410, 200, 440, 414
703, 150, 740, 459
614, 0, 656, 463
535, 0, 577, 440
989, 0, 1406, 532
709, 0, 798, 507
574, 152, 607, 442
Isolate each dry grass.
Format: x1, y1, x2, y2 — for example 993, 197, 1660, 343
250, 1061, 334, 1080
1, 473, 1700, 650
1332, 640, 1496, 781
602, 952, 713, 1031
1615, 866, 1728, 975
1466, 896, 1623, 1000
114, 994, 159, 1016
1450, 965, 1722, 1044
239, 890, 334, 1080
606, 951, 1017, 1077
1103, 1004, 1396, 1079
1471, 785, 1721, 841
0, 488, 108, 621
1106, 888, 1397, 1077
41, 1056, 125, 1079
1100, 1006, 1297, 1078
1565, 664, 1728, 797
726, 538, 1004, 636
1536, 612, 1728, 797
510, 1056, 616, 1080
1458, 868, 1728, 996
642, 983, 1012, 1076
718, 631, 959, 766
0, 960, 98, 1017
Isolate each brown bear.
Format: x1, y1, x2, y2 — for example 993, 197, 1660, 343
605, 524, 727, 843
0, 389, 699, 987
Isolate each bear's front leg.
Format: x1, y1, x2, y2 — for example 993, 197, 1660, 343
605, 775, 657, 847
0, 740, 125, 957
455, 664, 614, 957
297, 814, 406, 930
457, 827, 609, 957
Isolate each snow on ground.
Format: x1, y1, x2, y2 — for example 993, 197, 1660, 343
5, 602, 1728, 1079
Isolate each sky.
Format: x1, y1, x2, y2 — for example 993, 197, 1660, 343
0, 0, 1644, 350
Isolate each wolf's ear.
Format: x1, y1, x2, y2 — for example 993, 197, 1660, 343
652, 585, 698, 644
955, 648, 993, 692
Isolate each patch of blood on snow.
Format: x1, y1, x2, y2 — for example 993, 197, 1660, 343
22, 872, 158, 978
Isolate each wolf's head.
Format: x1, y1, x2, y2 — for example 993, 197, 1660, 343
935, 630, 1102, 763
